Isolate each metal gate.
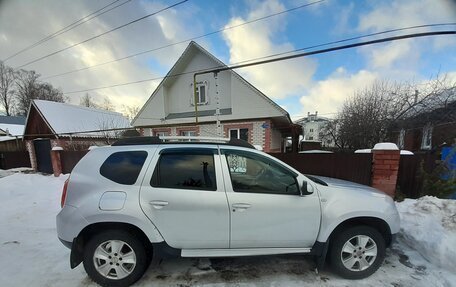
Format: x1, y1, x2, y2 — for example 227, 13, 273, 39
34, 139, 52, 174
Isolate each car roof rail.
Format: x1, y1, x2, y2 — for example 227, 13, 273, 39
111, 136, 256, 149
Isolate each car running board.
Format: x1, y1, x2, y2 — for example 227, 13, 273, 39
181, 247, 311, 257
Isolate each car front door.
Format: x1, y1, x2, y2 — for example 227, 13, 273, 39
221, 148, 321, 248
140, 146, 230, 249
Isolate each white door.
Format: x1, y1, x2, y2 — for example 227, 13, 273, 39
140, 146, 230, 249
221, 148, 321, 248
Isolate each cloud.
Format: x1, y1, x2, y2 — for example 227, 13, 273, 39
0, 0, 195, 111
296, 0, 456, 118
299, 68, 378, 116
222, 0, 317, 100
357, 0, 456, 70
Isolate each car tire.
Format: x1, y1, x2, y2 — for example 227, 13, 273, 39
83, 230, 149, 287
329, 226, 386, 279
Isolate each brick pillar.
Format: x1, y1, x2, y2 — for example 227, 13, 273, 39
371, 143, 400, 197
50, 147, 63, 177
26, 140, 37, 171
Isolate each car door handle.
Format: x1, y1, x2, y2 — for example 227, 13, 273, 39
149, 200, 169, 209
232, 203, 251, 211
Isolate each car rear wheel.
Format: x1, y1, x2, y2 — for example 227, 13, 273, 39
83, 230, 148, 287
329, 226, 386, 279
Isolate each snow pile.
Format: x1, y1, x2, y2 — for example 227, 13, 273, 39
396, 196, 456, 271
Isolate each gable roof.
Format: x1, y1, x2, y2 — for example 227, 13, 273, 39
132, 41, 291, 125
26, 100, 130, 137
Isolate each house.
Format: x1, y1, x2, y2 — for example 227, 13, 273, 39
132, 41, 301, 153
0, 115, 26, 152
391, 100, 456, 152
24, 100, 131, 173
294, 111, 335, 149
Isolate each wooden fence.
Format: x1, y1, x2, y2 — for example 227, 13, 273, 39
0, 151, 31, 170
270, 153, 373, 185
60, 150, 88, 174
397, 153, 439, 198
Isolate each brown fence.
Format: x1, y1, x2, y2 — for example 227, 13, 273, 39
0, 151, 31, 169
0, 139, 26, 152
60, 150, 88, 174
397, 154, 439, 198
270, 153, 373, 185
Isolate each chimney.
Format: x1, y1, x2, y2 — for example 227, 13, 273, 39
315, 111, 318, 116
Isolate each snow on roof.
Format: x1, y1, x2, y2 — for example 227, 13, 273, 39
33, 100, 130, 137
0, 123, 24, 136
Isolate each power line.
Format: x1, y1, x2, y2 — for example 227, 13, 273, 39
3, 0, 132, 62
62, 30, 456, 95
41, 22, 456, 80
41, 0, 326, 80
14, 0, 189, 69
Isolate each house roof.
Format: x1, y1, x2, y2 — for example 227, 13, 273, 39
0, 115, 26, 125
27, 100, 131, 137
132, 41, 291, 125
0, 123, 24, 136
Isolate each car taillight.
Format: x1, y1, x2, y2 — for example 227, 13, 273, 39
61, 178, 69, 208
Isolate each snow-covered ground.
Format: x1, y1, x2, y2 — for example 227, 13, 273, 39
0, 172, 455, 287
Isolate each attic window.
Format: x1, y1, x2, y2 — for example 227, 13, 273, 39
191, 81, 208, 105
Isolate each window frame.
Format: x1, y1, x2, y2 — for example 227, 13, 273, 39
191, 81, 209, 106
229, 128, 249, 142
421, 124, 433, 150
222, 149, 300, 196
99, 150, 148, 185
150, 148, 218, 191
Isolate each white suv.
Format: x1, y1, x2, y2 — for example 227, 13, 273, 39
56, 136, 400, 287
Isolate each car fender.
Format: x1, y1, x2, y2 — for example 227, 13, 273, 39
82, 212, 164, 243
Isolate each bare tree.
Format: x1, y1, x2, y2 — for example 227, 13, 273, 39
14, 69, 40, 115
79, 93, 98, 108
121, 104, 140, 121
100, 97, 114, 111
0, 61, 16, 116
329, 75, 456, 150
14, 69, 65, 115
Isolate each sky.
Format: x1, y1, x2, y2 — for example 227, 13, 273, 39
0, 0, 455, 120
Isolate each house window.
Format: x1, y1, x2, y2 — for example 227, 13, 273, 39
398, 129, 405, 149
180, 130, 197, 137
229, 128, 249, 142
308, 136, 314, 140
309, 128, 314, 132
180, 130, 197, 141
154, 131, 169, 137
191, 81, 208, 105
421, 124, 433, 150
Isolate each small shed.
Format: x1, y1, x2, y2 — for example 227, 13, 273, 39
24, 100, 131, 173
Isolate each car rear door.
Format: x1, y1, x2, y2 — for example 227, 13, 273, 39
221, 147, 321, 248
139, 146, 230, 249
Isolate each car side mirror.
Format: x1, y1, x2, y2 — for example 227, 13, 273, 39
300, 180, 313, 196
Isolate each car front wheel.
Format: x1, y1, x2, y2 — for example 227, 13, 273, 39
83, 230, 148, 287
329, 226, 386, 279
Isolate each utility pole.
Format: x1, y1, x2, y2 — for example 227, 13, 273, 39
214, 72, 222, 136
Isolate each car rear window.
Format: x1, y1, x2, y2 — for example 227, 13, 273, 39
100, 151, 148, 185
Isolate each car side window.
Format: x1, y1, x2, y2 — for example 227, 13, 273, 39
223, 150, 299, 195
100, 151, 148, 185
151, 149, 217, 191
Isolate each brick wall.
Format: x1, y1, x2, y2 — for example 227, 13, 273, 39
141, 119, 277, 152
371, 144, 400, 197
